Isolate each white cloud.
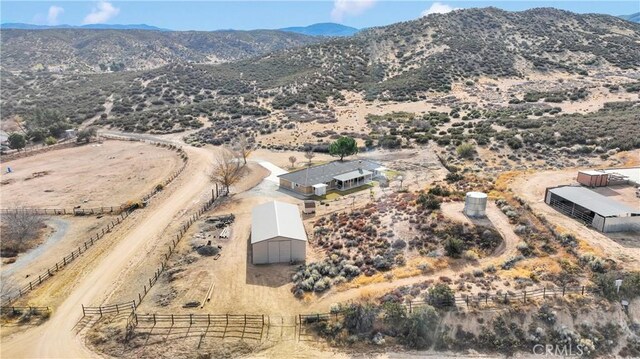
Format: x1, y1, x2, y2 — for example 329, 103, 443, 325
421, 2, 460, 17
47, 6, 64, 25
331, 0, 377, 22
82, 1, 120, 24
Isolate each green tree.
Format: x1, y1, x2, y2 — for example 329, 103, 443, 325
8, 133, 26, 151
329, 136, 358, 161
402, 306, 440, 349
426, 283, 455, 309
76, 127, 97, 144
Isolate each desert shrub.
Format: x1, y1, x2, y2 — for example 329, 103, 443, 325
392, 240, 407, 249
426, 283, 455, 308
428, 185, 451, 197
382, 302, 407, 334
44, 136, 57, 145
417, 193, 441, 210
456, 143, 475, 158
196, 245, 220, 256
343, 303, 379, 335
313, 277, 332, 292
501, 255, 524, 269
444, 237, 464, 258
536, 304, 557, 325
462, 250, 479, 261
402, 306, 440, 349
445, 172, 464, 183
373, 255, 393, 270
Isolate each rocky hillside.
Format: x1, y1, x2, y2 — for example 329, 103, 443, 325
2, 7, 639, 140
0, 29, 320, 72
220, 7, 640, 103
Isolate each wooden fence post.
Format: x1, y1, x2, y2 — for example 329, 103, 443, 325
562, 286, 566, 296
116, 304, 119, 314
99, 307, 103, 317
82, 304, 85, 317
581, 286, 585, 295
543, 287, 546, 298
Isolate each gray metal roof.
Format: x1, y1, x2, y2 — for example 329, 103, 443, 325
549, 186, 640, 217
278, 159, 381, 186
251, 201, 307, 244
334, 169, 372, 182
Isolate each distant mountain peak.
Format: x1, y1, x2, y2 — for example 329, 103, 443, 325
619, 12, 640, 23
280, 22, 359, 37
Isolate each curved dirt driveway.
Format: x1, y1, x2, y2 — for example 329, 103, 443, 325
1, 140, 213, 358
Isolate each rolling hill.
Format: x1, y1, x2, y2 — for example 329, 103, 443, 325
0, 28, 320, 72
2, 7, 639, 137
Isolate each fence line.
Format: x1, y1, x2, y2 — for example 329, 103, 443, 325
0, 306, 51, 316
0, 206, 125, 216
1, 140, 76, 162
1, 210, 132, 304
82, 301, 136, 317
133, 184, 228, 308
84, 184, 228, 326
0, 138, 189, 216
1, 137, 192, 306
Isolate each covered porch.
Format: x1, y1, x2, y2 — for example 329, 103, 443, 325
333, 169, 373, 191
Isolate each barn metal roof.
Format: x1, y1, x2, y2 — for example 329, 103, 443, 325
251, 201, 307, 244
278, 159, 381, 186
548, 186, 640, 217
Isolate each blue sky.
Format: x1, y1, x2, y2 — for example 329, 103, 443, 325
1, 1, 638, 31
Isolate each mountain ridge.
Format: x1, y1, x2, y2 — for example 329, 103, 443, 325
0, 23, 170, 31
280, 23, 359, 37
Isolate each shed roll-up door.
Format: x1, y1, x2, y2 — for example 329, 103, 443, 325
267, 240, 292, 263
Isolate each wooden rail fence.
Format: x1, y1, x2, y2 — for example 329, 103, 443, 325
1, 210, 131, 304
0, 207, 126, 216
2, 137, 192, 305
84, 184, 228, 325
0, 306, 51, 316
82, 301, 136, 317
131, 185, 228, 308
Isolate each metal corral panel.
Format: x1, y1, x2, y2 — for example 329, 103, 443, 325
464, 192, 488, 217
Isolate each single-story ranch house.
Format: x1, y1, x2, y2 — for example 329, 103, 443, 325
278, 159, 385, 197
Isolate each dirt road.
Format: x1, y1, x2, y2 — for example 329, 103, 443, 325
1, 139, 213, 358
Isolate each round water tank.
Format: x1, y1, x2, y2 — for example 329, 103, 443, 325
464, 192, 487, 217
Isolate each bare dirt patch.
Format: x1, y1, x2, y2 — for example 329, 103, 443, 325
0, 140, 182, 209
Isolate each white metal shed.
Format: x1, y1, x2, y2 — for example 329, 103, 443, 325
251, 201, 307, 264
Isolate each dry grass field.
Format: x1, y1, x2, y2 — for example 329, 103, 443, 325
0, 140, 183, 209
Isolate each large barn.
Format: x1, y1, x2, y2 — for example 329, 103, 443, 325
545, 186, 640, 233
251, 201, 307, 264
